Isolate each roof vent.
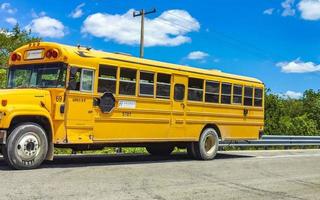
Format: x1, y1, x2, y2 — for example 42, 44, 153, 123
77, 44, 92, 51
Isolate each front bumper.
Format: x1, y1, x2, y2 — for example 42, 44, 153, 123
0, 130, 7, 144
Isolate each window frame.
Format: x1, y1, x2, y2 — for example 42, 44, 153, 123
119, 67, 137, 96
156, 73, 171, 99
139, 71, 155, 97
221, 83, 232, 104
174, 84, 185, 101
80, 68, 94, 93
254, 88, 263, 107
244, 86, 254, 106
232, 84, 243, 105
98, 65, 118, 94
188, 78, 204, 102
205, 80, 220, 103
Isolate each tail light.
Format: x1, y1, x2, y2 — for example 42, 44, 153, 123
45, 49, 59, 59
45, 50, 53, 58
11, 53, 17, 61
52, 49, 58, 58
11, 53, 22, 62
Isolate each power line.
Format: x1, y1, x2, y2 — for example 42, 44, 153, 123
165, 11, 288, 61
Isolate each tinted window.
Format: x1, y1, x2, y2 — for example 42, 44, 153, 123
188, 78, 203, 101
205, 81, 220, 103
174, 84, 185, 101
156, 73, 171, 99
98, 65, 117, 93
244, 87, 253, 106
69, 67, 82, 91
221, 83, 231, 104
140, 71, 154, 96
233, 85, 243, 104
119, 68, 136, 96
254, 88, 263, 107
80, 69, 94, 92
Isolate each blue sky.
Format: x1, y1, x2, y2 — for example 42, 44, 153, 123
1, 0, 320, 98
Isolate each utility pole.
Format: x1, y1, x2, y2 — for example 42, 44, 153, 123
133, 8, 156, 58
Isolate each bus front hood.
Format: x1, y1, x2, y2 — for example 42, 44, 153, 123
0, 89, 52, 114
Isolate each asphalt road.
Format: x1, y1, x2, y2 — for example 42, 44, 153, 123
0, 149, 320, 200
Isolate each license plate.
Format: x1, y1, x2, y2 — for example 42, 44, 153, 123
26, 49, 43, 60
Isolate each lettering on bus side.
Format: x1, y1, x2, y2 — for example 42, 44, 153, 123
72, 98, 86, 102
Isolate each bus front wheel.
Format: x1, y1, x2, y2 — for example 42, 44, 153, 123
146, 144, 174, 156
188, 128, 219, 160
2, 123, 48, 170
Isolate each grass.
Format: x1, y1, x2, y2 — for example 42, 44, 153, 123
54, 147, 187, 155
54, 146, 319, 155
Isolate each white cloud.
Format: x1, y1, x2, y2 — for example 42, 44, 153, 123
5, 17, 17, 25
276, 59, 320, 73
31, 9, 46, 18
283, 91, 303, 99
81, 9, 200, 47
281, 0, 296, 16
26, 16, 65, 38
1, 3, 17, 14
298, 0, 320, 20
263, 8, 274, 15
187, 51, 209, 60
70, 3, 85, 19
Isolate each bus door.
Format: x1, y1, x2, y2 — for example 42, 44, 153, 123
65, 67, 95, 144
170, 74, 188, 138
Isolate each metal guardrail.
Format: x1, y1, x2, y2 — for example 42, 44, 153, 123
219, 135, 320, 147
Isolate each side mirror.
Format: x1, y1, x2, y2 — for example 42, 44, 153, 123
70, 67, 78, 77
67, 79, 77, 90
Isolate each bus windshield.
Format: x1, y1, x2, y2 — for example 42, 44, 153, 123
7, 62, 67, 88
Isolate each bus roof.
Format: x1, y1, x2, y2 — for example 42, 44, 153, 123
13, 42, 263, 84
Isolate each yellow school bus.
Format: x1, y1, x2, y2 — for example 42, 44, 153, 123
0, 42, 264, 169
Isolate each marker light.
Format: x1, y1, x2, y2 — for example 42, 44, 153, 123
1, 100, 7, 107
45, 50, 53, 58
52, 49, 58, 58
11, 53, 18, 61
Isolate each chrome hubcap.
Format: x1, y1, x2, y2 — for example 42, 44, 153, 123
204, 134, 216, 155
16, 133, 40, 161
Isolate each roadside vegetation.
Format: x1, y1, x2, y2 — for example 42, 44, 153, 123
1, 25, 319, 154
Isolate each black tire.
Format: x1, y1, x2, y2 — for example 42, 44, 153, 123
2, 123, 48, 170
189, 128, 219, 160
146, 144, 174, 156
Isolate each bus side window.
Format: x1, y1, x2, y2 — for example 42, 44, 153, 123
119, 68, 137, 96
98, 65, 117, 94
254, 88, 263, 107
156, 73, 171, 99
233, 85, 243, 104
205, 81, 220, 103
188, 78, 204, 102
174, 84, 185, 101
244, 87, 253, 106
221, 83, 231, 104
80, 69, 94, 92
140, 71, 154, 97
69, 67, 82, 91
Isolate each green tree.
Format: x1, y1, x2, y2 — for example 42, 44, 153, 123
0, 24, 40, 88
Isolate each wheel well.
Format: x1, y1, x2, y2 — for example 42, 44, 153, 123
202, 124, 221, 139
9, 116, 52, 143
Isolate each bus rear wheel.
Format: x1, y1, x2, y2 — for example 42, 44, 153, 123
146, 144, 174, 156
188, 128, 219, 160
2, 123, 48, 170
